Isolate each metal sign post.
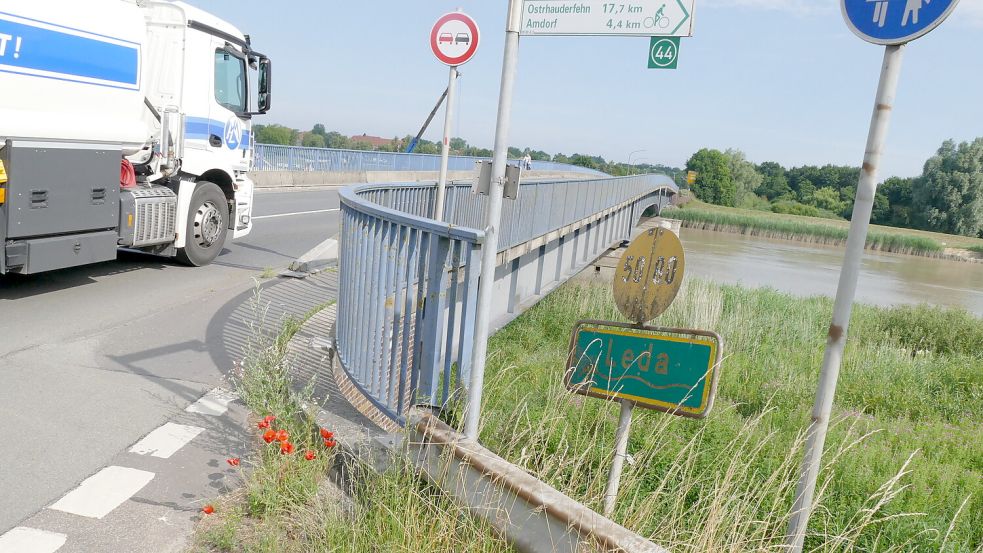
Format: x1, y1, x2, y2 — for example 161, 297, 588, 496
785, 1, 959, 550
434, 66, 458, 221
604, 399, 634, 516
429, 12, 480, 221
463, 0, 521, 441
464, 0, 697, 442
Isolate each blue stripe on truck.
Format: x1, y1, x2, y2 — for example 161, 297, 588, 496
0, 11, 139, 89
185, 117, 251, 150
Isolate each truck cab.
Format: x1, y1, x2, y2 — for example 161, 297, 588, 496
0, 0, 271, 274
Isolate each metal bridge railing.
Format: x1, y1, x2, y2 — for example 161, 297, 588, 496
336, 175, 677, 425
254, 143, 609, 177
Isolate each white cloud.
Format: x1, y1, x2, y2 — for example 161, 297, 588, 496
700, 0, 834, 16
955, 0, 983, 27
703, 0, 983, 24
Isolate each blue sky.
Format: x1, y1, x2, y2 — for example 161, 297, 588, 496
188, 0, 983, 177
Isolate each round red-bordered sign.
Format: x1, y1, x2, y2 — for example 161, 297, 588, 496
430, 12, 480, 67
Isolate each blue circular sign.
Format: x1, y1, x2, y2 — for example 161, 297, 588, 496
842, 0, 961, 45
224, 117, 242, 150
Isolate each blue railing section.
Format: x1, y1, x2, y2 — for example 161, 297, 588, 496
253, 144, 609, 177
336, 175, 678, 424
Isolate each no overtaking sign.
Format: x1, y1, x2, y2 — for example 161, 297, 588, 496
430, 12, 480, 66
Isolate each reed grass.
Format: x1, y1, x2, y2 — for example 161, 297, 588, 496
476, 279, 982, 552
672, 207, 945, 256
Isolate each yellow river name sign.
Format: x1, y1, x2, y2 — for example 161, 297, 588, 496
612, 226, 685, 324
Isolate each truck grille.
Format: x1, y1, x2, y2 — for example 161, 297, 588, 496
132, 187, 177, 247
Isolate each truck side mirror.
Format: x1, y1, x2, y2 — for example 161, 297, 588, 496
257, 58, 272, 113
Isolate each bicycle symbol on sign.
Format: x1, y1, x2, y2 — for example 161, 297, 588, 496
643, 4, 670, 29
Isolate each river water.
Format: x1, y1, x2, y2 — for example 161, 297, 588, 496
679, 228, 983, 317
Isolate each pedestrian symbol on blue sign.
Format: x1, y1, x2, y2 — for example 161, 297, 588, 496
842, 0, 961, 45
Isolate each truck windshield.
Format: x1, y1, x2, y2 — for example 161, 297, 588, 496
214, 50, 246, 114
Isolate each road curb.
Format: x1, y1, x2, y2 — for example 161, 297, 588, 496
286, 237, 339, 276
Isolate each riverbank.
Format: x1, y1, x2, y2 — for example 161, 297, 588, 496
476, 279, 982, 551
670, 201, 983, 261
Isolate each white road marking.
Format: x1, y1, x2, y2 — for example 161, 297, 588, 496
128, 422, 204, 458
0, 527, 67, 553
49, 466, 154, 519
185, 387, 238, 416
252, 208, 339, 220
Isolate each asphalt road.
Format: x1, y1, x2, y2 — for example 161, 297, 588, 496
0, 187, 341, 548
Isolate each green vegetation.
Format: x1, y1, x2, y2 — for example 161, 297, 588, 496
686, 139, 983, 239
672, 202, 946, 256
475, 280, 982, 552
192, 290, 507, 553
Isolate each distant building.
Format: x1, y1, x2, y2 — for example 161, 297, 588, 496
350, 134, 394, 148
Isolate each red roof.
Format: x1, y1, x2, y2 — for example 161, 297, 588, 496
350, 134, 393, 148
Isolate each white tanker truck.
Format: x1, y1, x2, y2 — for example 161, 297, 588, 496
0, 0, 271, 274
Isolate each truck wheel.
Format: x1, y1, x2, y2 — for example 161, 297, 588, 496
176, 182, 229, 266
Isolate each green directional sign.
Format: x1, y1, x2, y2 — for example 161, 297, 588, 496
648, 36, 679, 69
566, 321, 722, 418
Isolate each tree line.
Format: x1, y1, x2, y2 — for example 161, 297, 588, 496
685, 139, 983, 238
253, 123, 681, 177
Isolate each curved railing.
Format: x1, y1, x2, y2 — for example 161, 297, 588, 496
254, 144, 610, 177
336, 175, 678, 425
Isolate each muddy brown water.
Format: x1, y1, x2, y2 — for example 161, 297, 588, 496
678, 228, 983, 317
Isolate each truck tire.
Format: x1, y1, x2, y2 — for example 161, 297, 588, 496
176, 182, 229, 266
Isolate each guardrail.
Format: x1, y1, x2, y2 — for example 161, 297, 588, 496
336, 174, 677, 425
254, 143, 609, 177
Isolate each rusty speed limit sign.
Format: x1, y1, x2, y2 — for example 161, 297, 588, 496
612, 227, 685, 323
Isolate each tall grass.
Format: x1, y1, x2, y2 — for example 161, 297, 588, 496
475, 280, 982, 552
192, 287, 511, 553
672, 207, 945, 256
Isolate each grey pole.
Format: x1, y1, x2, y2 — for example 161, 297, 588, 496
434, 66, 459, 221
463, 0, 522, 441
603, 399, 634, 516
784, 44, 905, 552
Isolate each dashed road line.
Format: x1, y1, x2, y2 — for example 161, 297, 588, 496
185, 387, 238, 416
49, 466, 155, 519
0, 527, 66, 553
252, 208, 339, 220
129, 422, 205, 459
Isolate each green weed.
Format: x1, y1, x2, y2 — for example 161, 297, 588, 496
475, 280, 982, 551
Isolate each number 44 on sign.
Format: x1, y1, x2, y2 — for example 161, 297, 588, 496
648, 36, 679, 69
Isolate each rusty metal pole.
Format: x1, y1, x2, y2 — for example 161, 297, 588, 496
785, 43, 905, 552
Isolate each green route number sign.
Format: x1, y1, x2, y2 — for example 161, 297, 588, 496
566, 321, 722, 418
648, 37, 679, 69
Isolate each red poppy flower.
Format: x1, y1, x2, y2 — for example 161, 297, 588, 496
257, 420, 269, 429
319, 428, 334, 440
226, 458, 240, 467
280, 441, 295, 455
262, 429, 276, 444
323, 439, 337, 448
263, 415, 276, 424
304, 450, 316, 461
275, 429, 289, 442
202, 505, 215, 515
